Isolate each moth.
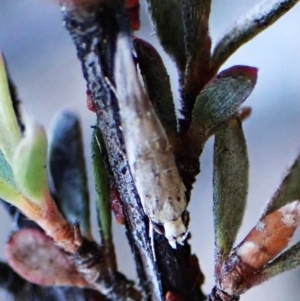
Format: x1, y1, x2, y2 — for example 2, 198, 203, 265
113, 34, 188, 249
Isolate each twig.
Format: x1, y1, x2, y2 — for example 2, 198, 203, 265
61, 2, 162, 300
211, 0, 300, 72
61, 1, 206, 301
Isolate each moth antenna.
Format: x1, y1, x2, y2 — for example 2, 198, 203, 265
104, 76, 118, 98
149, 221, 157, 261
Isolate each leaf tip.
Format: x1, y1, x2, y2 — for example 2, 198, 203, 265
219, 65, 258, 83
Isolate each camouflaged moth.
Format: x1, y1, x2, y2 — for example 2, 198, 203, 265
114, 34, 188, 249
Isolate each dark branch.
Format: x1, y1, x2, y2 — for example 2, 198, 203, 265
61, 2, 206, 301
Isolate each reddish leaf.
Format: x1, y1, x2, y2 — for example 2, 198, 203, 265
87, 89, 96, 112
110, 188, 125, 225
239, 106, 252, 121
125, 0, 140, 30
6, 229, 88, 287
165, 291, 184, 301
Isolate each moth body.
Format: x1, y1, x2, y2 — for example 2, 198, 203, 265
114, 34, 188, 248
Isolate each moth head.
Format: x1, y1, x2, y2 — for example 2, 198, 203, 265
164, 218, 189, 249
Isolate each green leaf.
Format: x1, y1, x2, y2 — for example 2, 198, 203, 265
91, 128, 111, 244
48, 109, 91, 239
0, 176, 23, 207
144, 0, 186, 71
0, 54, 21, 164
12, 121, 48, 204
133, 37, 177, 134
213, 118, 249, 266
191, 65, 258, 130
262, 152, 300, 217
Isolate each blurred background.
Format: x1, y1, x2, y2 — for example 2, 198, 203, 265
0, 0, 300, 300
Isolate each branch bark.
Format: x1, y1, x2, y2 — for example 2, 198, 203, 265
61, 2, 205, 301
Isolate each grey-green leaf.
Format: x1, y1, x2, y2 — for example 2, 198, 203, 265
134, 37, 177, 134
145, 0, 186, 71
48, 109, 91, 239
262, 152, 300, 217
0, 150, 16, 188
91, 128, 111, 244
191, 65, 258, 131
211, 0, 300, 72
213, 117, 249, 266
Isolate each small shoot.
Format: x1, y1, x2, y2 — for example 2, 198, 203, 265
0, 56, 78, 254
211, 147, 300, 300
